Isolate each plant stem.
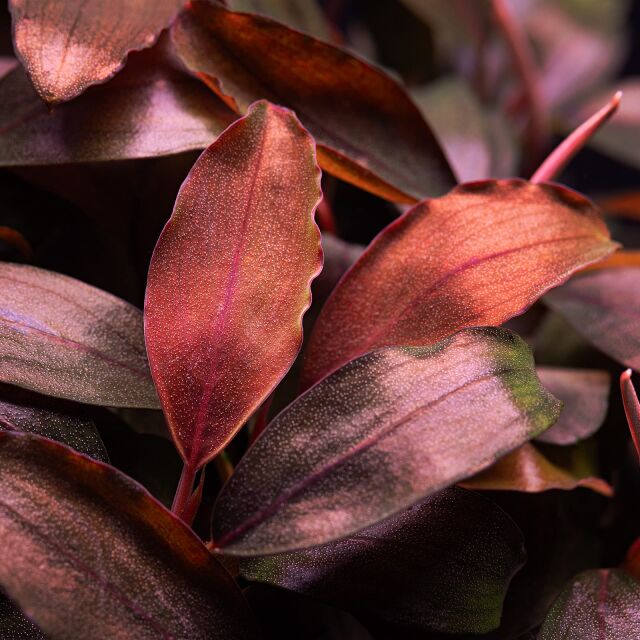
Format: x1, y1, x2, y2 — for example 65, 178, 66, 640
530, 91, 622, 184
491, 0, 549, 166
172, 462, 197, 521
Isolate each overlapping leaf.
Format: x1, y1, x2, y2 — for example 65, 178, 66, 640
545, 268, 640, 371
0, 41, 237, 166
171, 1, 455, 203
9, 0, 185, 103
145, 100, 322, 470
0, 262, 158, 408
302, 179, 616, 388
240, 487, 525, 635
538, 569, 640, 639
0, 431, 257, 639
212, 327, 560, 556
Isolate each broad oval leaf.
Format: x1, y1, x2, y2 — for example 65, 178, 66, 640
545, 268, 640, 371
9, 0, 185, 104
302, 179, 616, 388
144, 100, 322, 470
538, 569, 640, 639
536, 367, 610, 445
0, 430, 257, 639
171, 1, 456, 203
0, 384, 108, 461
212, 327, 560, 556
0, 41, 237, 166
0, 262, 158, 408
240, 487, 525, 635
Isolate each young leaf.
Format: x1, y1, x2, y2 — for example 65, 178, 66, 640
0, 431, 258, 639
0, 384, 108, 462
545, 268, 640, 371
536, 367, 610, 445
302, 179, 616, 388
0, 262, 158, 408
212, 327, 560, 556
0, 41, 237, 166
240, 487, 525, 635
144, 100, 322, 471
170, 1, 456, 203
538, 570, 640, 639
9, 0, 185, 104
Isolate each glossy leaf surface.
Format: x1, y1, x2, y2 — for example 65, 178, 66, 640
213, 327, 560, 555
171, 1, 455, 203
0, 431, 257, 639
538, 569, 640, 639
545, 268, 640, 371
0, 262, 157, 408
9, 0, 185, 103
240, 487, 525, 635
0, 42, 237, 166
536, 367, 610, 445
303, 179, 616, 388
145, 100, 322, 469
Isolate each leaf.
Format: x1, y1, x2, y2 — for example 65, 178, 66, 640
9, 0, 185, 104
538, 569, 640, 639
170, 1, 456, 203
0, 593, 45, 639
144, 100, 322, 470
240, 487, 525, 635
302, 179, 616, 388
0, 431, 258, 639
0, 384, 108, 462
580, 250, 640, 272
620, 368, 640, 461
536, 367, 610, 445
545, 268, 640, 371
0, 40, 237, 166
0, 262, 158, 408
462, 442, 613, 497
212, 327, 560, 556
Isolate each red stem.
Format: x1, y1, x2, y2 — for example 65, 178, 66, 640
172, 462, 197, 522
621, 369, 640, 462
531, 91, 622, 184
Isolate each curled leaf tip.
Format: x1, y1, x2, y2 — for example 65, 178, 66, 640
532, 90, 623, 184
621, 369, 640, 461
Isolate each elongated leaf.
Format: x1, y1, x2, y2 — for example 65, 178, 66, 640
0, 41, 237, 166
536, 367, 610, 445
302, 179, 616, 388
9, 0, 185, 104
545, 268, 640, 371
240, 487, 525, 635
580, 250, 640, 272
0, 262, 158, 408
0, 384, 107, 461
145, 100, 322, 470
538, 569, 640, 639
0, 431, 257, 639
171, 1, 455, 203
212, 327, 560, 555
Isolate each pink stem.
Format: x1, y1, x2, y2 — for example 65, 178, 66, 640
531, 91, 622, 184
172, 462, 197, 522
621, 369, 640, 462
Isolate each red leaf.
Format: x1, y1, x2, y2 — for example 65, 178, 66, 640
171, 1, 455, 203
9, 0, 185, 104
144, 100, 322, 471
302, 179, 616, 388
621, 369, 640, 462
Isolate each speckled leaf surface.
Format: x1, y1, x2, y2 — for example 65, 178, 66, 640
538, 569, 640, 639
0, 41, 237, 166
240, 487, 525, 635
0, 263, 157, 408
144, 100, 322, 470
0, 431, 258, 640
0, 594, 45, 639
212, 327, 560, 556
9, 0, 185, 104
0, 384, 108, 462
171, 1, 455, 203
302, 180, 616, 388
536, 367, 610, 445
545, 268, 640, 371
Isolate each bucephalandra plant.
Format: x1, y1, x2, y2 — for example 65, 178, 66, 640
0, 1, 640, 638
